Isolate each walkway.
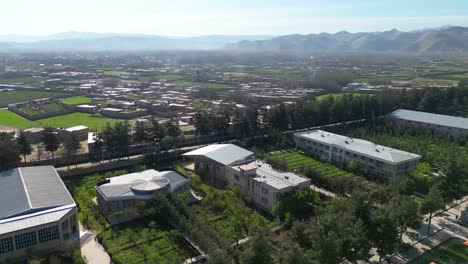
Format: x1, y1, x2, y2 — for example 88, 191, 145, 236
79, 222, 112, 264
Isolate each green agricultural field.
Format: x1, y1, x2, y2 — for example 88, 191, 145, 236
0, 110, 124, 131
0, 90, 69, 106
0, 77, 44, 85
409, 237, 468, 264
64, 170, 197, 264
138, 74, 186, 82
60, 96, 92, 105
103, 70, 138, 76
316, 92, 369, 101
175, 81, 230, 89
267, 150, 376, 193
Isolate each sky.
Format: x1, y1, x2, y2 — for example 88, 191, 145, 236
3, 0, 468, 36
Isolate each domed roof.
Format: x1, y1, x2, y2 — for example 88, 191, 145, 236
130, 177, 169, 192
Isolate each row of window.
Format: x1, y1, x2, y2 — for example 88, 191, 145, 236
0, 225, 60, 255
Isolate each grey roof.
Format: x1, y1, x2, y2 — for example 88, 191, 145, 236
183, 144, 254, 165
231, 160, 310, 190
389, 109, 468, 130
96, 170, 190, 201
295, 130, 421, 164
0, 166, 75, 220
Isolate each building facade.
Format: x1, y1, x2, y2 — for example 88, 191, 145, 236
294, 130, 421, 179
95, 169, 191, 224
183, 144, 310, 213
388, 109, 468, 138
0, 166, 78, 261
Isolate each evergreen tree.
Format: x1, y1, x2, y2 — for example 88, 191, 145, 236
17, 132, 32, 163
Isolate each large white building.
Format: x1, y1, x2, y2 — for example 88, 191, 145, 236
294, 130, 421, 178
389, 109, 468, 138
183, 144, 310, 212
0, 166, 78, 261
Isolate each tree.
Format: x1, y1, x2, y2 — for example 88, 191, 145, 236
17, 132, 32, 163
273, 189, 320, 223
387, 194, 420, 242
42, 127, 60, 161
64, 134, 81, 170
133, 120, 148, 143
421, 185, 445, 235
368, 210, 399, 261
239, 234, 273, 264
0, 132, 20, 171
165, 120, 182, 138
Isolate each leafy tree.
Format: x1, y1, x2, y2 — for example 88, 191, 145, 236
0, 132, 20, 171
368, 210, 399, 262
165, 120, 182, 138
421, 185, 445, 235
273, 189, 320, 223
387, 194, 420, 242
133, 120, 148, 143
17, 132, 32, 163
64, 134, 81, 170
42, 127, 60, 161
239, 234, 273, 264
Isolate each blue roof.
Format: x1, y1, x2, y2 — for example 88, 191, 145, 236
389, 109, 468, 130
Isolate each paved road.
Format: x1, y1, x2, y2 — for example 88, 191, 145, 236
79, 222, 112, 264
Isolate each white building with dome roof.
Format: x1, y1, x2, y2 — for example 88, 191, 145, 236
95, 169, 191, 224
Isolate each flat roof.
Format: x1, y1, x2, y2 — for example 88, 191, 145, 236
66, 125, 88, 132
96, 169, 190, 200
231, 160, 310, 190
295, 130, 421, 164
0, 166, 75, 220
389, 109, 468, 130
183, 144, 254, 166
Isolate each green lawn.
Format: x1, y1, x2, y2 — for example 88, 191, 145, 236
64, 169, 197, 264
0, 110, 124, 131
60, 96, 92, 105
409, 237, 468, 264
175, 81, 231, 89
0, 90, 69, 106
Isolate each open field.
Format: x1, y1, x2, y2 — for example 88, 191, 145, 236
0, 90, 69, 106
60, 96, 92, 105
103, 70, 138, 76
175, 81, 231, 89
0, 110, 123, 130
316, 92, 369, 101
0, 77, 44, 85
409, 237, 468, 264
64, 170, 197, 264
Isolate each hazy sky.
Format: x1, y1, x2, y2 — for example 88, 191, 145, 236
3, 0, 468, 36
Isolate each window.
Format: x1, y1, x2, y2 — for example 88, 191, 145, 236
261, 197, 269, 204
14, 231, 37, 250
61, 219, 70, 232
38, 226, 59, 243
234, 174, 239, 181
261, 187, 269, 194
0, 237, 13, 254
70, 216, 77, 233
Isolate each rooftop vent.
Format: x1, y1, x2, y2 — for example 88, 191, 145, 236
375, 149, 380, 152
345, 140, 349, 144
285, 176, 289, 180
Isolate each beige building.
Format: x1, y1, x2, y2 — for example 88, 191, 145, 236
0, 166, 78, 262
294, 130, 421, 179
183, 144, 310, 213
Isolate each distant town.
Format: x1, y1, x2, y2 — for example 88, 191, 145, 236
0, 47, 467, 264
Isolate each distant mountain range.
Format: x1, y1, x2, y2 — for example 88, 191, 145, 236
225, 26, 468, 54
0, 32, 274, 51
1, 26, 468, 53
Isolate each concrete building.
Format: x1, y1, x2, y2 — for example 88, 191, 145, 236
0, 166, 78, 261
58, 125, 89, 142
95, 169, 191, 224
294, 130, 421, 178
183, 144, 255, 187
183, 144, 310, 213
388, 109, 468, 138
